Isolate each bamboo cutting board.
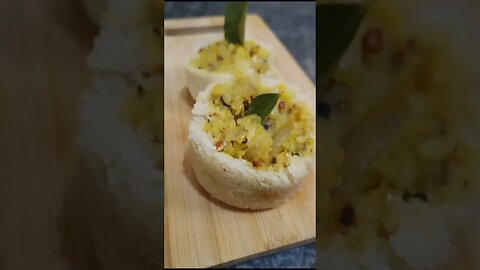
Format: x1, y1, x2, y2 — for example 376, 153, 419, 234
164, 15, 316, 268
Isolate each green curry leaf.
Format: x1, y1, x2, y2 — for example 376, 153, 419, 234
224, 2, 249, 44
246, 93, 280, 125
317, 3, 368, 96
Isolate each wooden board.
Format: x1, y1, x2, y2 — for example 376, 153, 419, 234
164, 15, 316, 268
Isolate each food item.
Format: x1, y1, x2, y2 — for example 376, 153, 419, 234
77, 0, 164, 269
185, 3, 279, 100
186, 39, 279, 100
317, 0, 480, 269
188, 72, 315, 209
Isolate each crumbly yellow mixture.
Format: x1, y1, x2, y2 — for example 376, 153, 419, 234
204, 72, 314, 170
317, 0, 480, 250
189, 40, 271, 74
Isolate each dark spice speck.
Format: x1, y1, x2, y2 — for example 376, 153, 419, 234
340, 205, 355, 227
215, 140, 224, 149
220, 96, 231, 109
243, 100, 249, 111
362, 28, 383, 54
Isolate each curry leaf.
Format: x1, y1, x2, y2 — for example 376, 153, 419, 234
317, 3, 368, 96
247, 93, 280, 125
224, 2, 249, 44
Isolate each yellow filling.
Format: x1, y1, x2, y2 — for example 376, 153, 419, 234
190, 40, 271, 74
204, 72, 314, 170
317, 0, 479, 250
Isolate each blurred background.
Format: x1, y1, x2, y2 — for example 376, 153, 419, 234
0, 0, 99, 269
165, 2, 315, 268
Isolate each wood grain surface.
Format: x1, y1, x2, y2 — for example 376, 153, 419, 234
164, 15, 316, 268
0, 0, 104, 269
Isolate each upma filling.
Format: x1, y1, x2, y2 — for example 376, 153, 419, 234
190, 40, 271, 74
203, 73, 314, 170
317, 0, 479, 252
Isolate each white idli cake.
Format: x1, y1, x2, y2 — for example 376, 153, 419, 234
188, 72, 315, 209
186, 38, 280, 100
184, 3, 280, 100
317, 0, 480, 269
77, 0, 164, 269
184, 3, 316, 210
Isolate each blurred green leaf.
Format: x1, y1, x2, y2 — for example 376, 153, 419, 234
224, 2, 249, 44
246, 93, 280, 125
317, 3, 367, 96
